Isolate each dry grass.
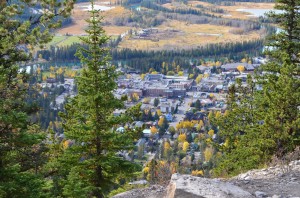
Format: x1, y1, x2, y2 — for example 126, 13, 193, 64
103, 26, 131, 35
56, 1, 274, 49
119, 20, 264, 50
57, 1, 130, 36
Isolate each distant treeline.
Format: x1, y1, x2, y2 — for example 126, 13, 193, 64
141, 1, 214, 17
38, 39, 264, 73
111, 40, 264, 72
201, 0, 274, 5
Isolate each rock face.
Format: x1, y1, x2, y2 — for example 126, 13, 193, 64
166, 174, 254, 198
112, 185, 166, 198
229, 160, 300, 198
113, 160, 300, 198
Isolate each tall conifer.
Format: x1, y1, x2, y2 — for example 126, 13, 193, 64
60, 2, 141, 197
0, 1, 74, 197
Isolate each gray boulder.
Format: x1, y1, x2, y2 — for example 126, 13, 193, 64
166, 174, 254, 198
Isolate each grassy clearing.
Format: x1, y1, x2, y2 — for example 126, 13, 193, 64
119, 20, 264, 50
47, 36, 67, 46
56, 36, 82, 47
57, 4, 130, 36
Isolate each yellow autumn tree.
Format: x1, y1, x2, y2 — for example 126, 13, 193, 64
178, 71, 184, 76
208, 129, 214, 137
203, 73, 209, 78
215, 111, 221, 118
176, 122, 183, 130
191, 170, 203, 177
237, 65, 245, 72
150, 126, 158, 135
37, 67, 41, 74
183, 141, 189, 152
195, 74, 203, 84
158, 116, 164, 128
143, 167, 149, 174
204, 146, 214, 162
241, 58, 247, 63
178, 133, 186, 143
164, 142, 171, 157
50, 66, 55, 72
183, 120, 195, 130
143, 97, 150, 104
132, 93, 139, 102
156, 109, 162, 116
56, 67, 63, 75
224, 110, 229, 116
215, 61, 222, 67
164, 141, 170, 150
196, 120, 204, 131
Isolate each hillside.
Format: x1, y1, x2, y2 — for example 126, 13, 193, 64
53, 0, 275, 50
113, 160, 300, 198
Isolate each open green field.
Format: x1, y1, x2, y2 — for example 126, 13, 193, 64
47, 36, 82, 47
47, 36, 67, 46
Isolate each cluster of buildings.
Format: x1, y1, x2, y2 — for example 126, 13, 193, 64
117, 74, 193, 99
193, 61, 263, 94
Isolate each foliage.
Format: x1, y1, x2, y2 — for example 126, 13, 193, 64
58, 3, 141, 197
153, 98, 160, 107
191, 170, 204, 177
213, 2, 300, 173
182, 141, 190, 152
0, 0, 74, 197
237, 65, 245, 72
150, 126, 158, 135
178, 133, 187, 143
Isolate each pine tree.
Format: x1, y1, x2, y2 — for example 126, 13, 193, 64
0, 1, 74, 197
213, 0, 300, 176
213, 78, 273, 176
59, 2, 141, 197
258, 0, 300, 156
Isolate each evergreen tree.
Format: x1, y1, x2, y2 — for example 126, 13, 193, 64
195, 99, 201, 110
154, 98, 160, 107
258, 0, 300, 156
213, 0, 300, 176
59, 2, 141, 197
213, 78, 273, 176
0, 1, 74, 197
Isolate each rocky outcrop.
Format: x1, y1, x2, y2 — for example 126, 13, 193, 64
113, 160, 300, 198
112, 185, 166, 198
229, 160, 300, 198
166, 174, 254, 198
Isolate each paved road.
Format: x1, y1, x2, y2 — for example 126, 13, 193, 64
169, 92, 193, 128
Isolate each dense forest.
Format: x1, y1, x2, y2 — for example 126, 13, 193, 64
38, 38, 265, 73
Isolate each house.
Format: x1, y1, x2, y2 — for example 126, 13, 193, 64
165, 113, 173, 122
46, 77, 56, 83
201, 99, 213, 107
136, 138, 146, 147
142, 129, 151, 138
196, 65, 210, 72
145, 74, 164, 81
221, 63, 258, 72
134, 121, 144, 128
